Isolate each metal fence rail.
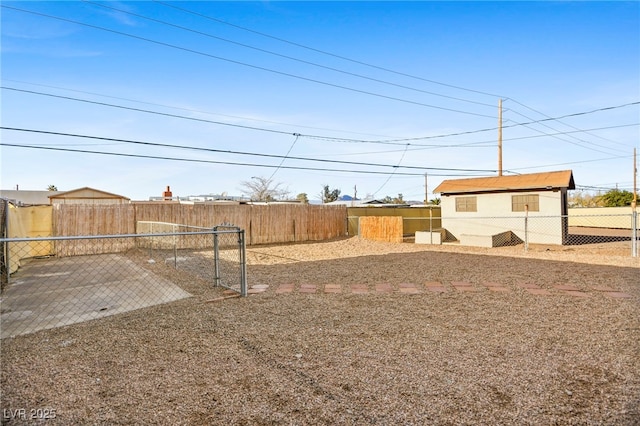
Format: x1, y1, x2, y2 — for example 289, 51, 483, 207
436, 212, 639, 257
0, 228, 247, 338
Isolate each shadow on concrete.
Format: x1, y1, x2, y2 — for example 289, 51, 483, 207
0, 254, 191, 338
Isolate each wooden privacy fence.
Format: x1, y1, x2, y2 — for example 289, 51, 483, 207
359, 216, 404, 243
48, 203, 347, 255
52, 204, 136, 256
347, 206, 442, 236
132, 203, 347, 244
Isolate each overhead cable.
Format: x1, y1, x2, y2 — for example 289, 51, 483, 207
83, 0, 497, 109
0, 4, 495, 118
506, 97, 631, 148
3, 86, 635, 147
0, 126, 499, 173
504, 106, 629, 155
0, 143, 495, 177
2, 79, 396, 138
153, 0, 506, 99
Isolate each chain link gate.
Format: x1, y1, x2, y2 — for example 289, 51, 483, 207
213, 224, 247, 297
0, 198, 8, 291
0, 224, 247, 338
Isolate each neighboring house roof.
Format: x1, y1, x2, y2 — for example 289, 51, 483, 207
433, 170, 575, 195
0, 190, 63, 205
326, 198, 387, 206
48, 187, 130, 201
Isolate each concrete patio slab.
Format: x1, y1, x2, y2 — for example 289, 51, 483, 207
0, 254, 191, 339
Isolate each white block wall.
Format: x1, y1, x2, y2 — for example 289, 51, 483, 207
440, 190, 566, 245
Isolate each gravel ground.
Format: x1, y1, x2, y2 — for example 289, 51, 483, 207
1, 237, 639, 425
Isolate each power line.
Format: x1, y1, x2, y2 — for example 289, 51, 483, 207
2, 79, 397, 138
1, 4, 496, 118
506, 97, 630, 148
0, 126, 500, 173
4, 86, 637, 148
337, 122, 639, 157
0, 142, 489, 177
358, 101, 640, 143
372, 144, 410, 196
509, 153, 632, 171
2, 87, 298, 136
4, 86, 497, 146
504, 106, 629, 155
153, 0, 506, 99
394, 123, 639, 153
267, 133, 300, 181
83, 0, 497, 109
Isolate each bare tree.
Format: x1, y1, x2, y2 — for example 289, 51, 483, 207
240, 177, 289, 201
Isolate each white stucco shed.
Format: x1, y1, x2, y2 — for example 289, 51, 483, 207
433, 170, 575, 246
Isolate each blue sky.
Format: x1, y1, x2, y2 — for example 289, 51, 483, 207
1, 1, 638, 202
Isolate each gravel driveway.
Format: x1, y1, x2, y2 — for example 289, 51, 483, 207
1, 237, 638, 425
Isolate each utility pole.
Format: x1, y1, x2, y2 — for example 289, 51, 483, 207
498, 99, 503, 176
424, 173, 428, 204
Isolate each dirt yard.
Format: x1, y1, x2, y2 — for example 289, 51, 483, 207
1, 237, 639, 425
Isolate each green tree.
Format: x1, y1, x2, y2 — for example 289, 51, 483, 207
320, 185, 341, 203
47, 185, 58, 191
240, 177, 289, 201
568, 191, 599, 208
429, 197, 441, 205
597, 189, 636, 207
382, 193, 405, 204
296, 193, 309, 204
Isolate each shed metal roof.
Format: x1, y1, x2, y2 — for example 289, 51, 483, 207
433, 170, 575, 194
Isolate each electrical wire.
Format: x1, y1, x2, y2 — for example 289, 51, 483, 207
506, 97, 631, 148
153, 0, 506, 99
0, 4, 496, 118
1, 87, 298, 137
345, 101, 640, 144
372, 144, 410, 196
267, 133, 300, 181
508, 153, 631, 171
2, 79, 397, 138
504, 105, 629, 155
83, 0, 497, 109
4, 87, 636, 148
0, 126, 500, 173
0, 142, 491, 177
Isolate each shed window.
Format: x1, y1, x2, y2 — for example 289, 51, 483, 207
512, 194, 539, 212
455, 196, 477, 212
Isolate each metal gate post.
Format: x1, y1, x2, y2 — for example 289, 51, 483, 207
524, 205, 529, 252
429, 208, 433, 245
213, 229, 220, 287
632, 210, 638, 258
173, 224, 178, 269
2, 198, 9, 286
239, 229, 247, 296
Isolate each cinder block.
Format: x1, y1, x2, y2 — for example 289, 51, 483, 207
415, 229, 444, 245
459, 234, 494, 248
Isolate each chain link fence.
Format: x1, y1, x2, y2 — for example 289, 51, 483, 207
436, 212, 639, 256
0, 198, 8, 292
0, 226, 246, 338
